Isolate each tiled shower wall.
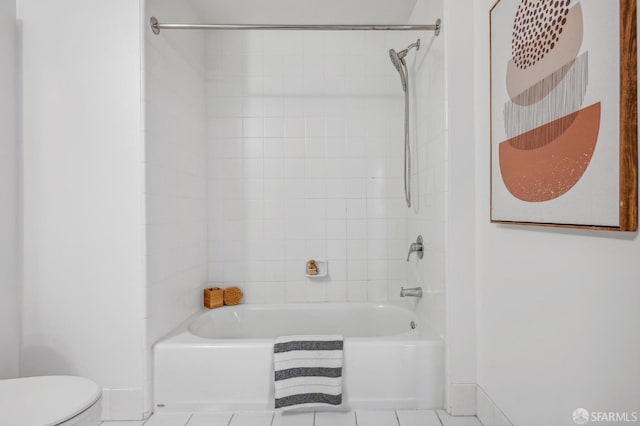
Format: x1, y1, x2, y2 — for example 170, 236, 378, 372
145, 0, 446, 327
205, 30, 427, 303
406, 0, 446, 338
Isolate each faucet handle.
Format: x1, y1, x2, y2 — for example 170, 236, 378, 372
406, 235, 424, 261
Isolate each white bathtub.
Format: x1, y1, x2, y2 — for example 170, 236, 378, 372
153, 302, 443, 412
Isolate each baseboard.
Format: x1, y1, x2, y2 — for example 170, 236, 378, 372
450, 383, 477, 415
100, 387, 145, 421
476, 385, 513, 426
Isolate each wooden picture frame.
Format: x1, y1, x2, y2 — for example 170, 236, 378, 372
490, 0, 638, 231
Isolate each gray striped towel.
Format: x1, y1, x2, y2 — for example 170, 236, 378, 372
273, 335, 344, 410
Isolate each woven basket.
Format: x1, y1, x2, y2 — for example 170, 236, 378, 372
223, 286, 243, 306
203, 287, 223, 309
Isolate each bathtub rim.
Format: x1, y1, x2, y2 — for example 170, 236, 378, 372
153, 301, 443, 347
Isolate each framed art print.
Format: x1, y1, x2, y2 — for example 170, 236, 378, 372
490, 0, 638, 231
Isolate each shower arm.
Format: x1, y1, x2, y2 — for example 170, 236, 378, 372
404, 41, 421, 54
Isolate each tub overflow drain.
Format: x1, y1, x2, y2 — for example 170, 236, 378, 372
410, 321, 416, 329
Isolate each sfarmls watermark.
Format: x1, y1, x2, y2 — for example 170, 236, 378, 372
573, 408, 639, 424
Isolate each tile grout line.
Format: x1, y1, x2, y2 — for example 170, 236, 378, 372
119, 409, 454, 426
394, 409, 401, 426
184, 413, 194, 426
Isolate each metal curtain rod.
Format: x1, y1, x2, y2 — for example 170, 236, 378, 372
150, 17, 441, 36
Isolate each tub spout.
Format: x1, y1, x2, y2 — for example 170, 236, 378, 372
400, 286, 423, 298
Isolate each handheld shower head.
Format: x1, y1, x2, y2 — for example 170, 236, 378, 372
389, 49, 408, 92
389, 39, 421, 208
389, 39, 420, 92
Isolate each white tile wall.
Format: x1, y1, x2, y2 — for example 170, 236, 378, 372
205, 30, 427, 303
405, 0, 447, 339
145, 0, 209, 416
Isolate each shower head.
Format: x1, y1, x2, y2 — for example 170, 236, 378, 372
389, 49, 408, 92
389, 39, 421, 92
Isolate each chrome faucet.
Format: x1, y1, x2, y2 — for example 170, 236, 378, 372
400, 286, 423, 298
406, 235, 424, 261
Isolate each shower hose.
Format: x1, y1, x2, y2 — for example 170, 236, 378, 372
403, 66, 411, 208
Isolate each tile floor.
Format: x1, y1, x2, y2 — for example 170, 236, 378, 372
101, 410, 482, 426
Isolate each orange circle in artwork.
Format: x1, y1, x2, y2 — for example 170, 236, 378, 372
499, 103, 601, 202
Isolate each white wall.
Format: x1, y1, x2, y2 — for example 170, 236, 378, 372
205, 30, 418, 303
145, 0, 208, 415
442, 0, 478, 416
19, 0, 146, 420
473, 1, 640, 425
0, 0, 19, 380
190, 0, 418, 25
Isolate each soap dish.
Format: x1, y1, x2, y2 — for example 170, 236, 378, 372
305, 259, 328, 278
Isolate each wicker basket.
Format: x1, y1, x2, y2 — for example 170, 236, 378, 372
203, 287, 224, 309
223, 286, 243, 306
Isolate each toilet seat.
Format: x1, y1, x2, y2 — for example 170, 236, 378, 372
0, 376, 101, 426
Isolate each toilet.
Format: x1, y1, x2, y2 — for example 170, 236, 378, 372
0, 376, 101, 426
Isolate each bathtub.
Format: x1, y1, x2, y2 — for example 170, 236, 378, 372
153, 302, 443, 412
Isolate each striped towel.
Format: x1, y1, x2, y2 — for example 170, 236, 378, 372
273, 335, 344, 410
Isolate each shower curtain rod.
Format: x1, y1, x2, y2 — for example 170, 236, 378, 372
150, 17, 441, 35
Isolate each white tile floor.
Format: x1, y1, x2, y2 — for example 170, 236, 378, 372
101, 410, 483, 426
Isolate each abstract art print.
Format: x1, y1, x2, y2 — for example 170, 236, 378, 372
490, 0, 638, 231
